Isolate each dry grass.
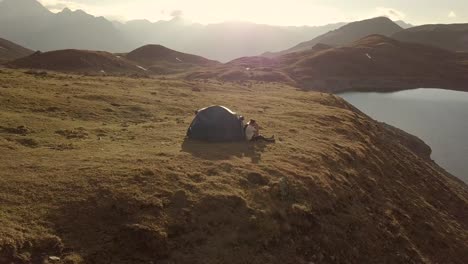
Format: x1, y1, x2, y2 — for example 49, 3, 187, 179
0, 69, 467, 263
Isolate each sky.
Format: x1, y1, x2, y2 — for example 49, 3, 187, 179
37, 0, 468, 26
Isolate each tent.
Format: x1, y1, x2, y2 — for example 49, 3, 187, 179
186, 106, 245, 142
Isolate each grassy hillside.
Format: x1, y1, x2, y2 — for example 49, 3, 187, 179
126, 44, 219, 66
0, 69, 467, 263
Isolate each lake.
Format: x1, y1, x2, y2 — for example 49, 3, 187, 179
339, 88, 468, 183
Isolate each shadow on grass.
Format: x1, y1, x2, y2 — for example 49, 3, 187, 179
181, 138, 268, 163
46, 190, 169, 263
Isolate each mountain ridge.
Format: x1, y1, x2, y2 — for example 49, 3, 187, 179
0, 0, 132, 53
392, 23, 468, 52
266, 17, 403, 56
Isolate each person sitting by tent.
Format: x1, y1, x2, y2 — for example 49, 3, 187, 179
245, 119, 275, 143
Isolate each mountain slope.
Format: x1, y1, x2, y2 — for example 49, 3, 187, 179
7, 50, 145, 74
392, 24, 468, 52
280, 35, 468, 92
267, 17, 403, 56
0, 37, 34, 63
0, 69, 467, 263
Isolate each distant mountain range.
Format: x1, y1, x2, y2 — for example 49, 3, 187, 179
17, 0, 468, 63
114, 19, 347, 62
0, 0, 425, 62
0, 0, 132, 53
0, 0, 347, 62
2, 0, 467, 63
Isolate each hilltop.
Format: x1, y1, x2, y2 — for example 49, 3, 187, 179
125, 44, 220, 74
0, 37, 34, 63
0, 69, 467, 263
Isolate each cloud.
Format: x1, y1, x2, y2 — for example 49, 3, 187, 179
43, 3, 68, 10
39, 0, 89, 12
375, 7, 406, 20
448, 11, 457, 18
170, 10, 183, 18
39, 0, 126, 20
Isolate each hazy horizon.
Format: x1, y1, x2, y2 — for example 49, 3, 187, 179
35, 0, 467, 26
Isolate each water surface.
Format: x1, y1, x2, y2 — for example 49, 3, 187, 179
339, 88, 468, 183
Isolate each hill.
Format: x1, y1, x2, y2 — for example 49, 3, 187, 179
126, 44, 220, 74
7, 49, 145, 74
185, 56, 295, 84
280, 35, 468, 92
0, 69, 467, 263
266, 17, 403, 56
0, 37, 34, 63
392, 24, 468, 52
